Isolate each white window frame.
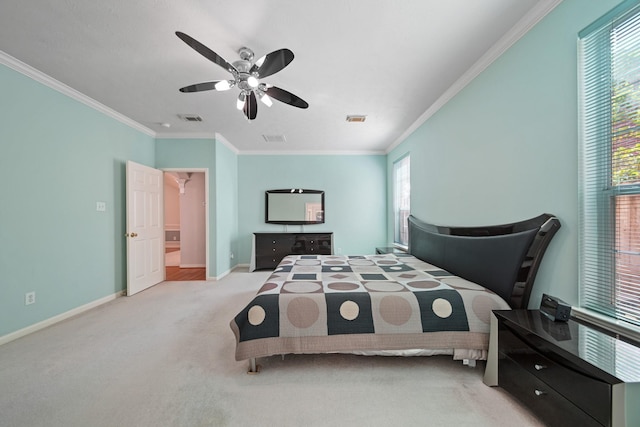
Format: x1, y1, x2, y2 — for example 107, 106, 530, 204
393, 154, 410, 248
577, 0, 640, 341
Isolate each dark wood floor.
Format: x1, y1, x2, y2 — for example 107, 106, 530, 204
166, 266, 206, 281
165, 248, 205, 281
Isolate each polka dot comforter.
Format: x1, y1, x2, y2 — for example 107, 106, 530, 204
230, 253, 510, 362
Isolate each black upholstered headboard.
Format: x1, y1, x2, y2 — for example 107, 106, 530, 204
407, 214, 560, 309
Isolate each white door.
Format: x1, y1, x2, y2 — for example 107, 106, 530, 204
126, 161, 164, 295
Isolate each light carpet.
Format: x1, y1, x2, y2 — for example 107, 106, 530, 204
0, 268, 544, 427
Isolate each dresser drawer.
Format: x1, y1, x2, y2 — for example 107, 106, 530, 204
500, 325, 611, 425
499, 356, 602, 427
252, 232, 333, 270
255, 235, 296, 252
255, 255, 282, 270
316, 236, 332, 254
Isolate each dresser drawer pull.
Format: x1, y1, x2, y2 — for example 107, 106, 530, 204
534, 364, 547, 371
534, 389, 546, 396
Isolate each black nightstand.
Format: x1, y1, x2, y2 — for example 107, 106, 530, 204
375, 246, 407, 254
484, 310, 640, 427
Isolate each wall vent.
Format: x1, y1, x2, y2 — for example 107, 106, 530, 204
178, 114, 203, 122
346, 115, 367, 123
262, 134, 287, 143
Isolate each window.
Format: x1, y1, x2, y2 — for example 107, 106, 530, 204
393, 155, 410, 247
579, 0, 640, 330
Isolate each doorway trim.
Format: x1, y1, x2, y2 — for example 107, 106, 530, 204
162, 167, 210, 279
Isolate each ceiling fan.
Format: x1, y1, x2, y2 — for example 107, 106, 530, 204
176, 31, 309, 121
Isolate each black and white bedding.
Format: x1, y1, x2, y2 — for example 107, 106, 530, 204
231, 253, 510, 362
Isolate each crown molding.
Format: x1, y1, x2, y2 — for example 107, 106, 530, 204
154, 132, 240, 155
386, 0, 563, 154
0, 50, 155, 137
238, 150, 386, 156
154, 132, 216, 140
215, 133, 240, 155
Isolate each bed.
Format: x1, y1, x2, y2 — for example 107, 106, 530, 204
230, 214, 560, 373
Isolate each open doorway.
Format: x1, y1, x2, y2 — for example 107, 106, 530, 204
163, 170, 207, 281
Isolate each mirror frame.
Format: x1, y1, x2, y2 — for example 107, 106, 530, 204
265, 189, 325, 225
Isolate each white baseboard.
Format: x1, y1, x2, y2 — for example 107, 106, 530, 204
179, 264, 205, 268
0, 290, 124, 346
208, 264, 245, 281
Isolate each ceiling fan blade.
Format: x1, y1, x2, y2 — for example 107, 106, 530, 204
265, 86, 309, 109
243, 91, 258, 120
251, 49, 294, 78
176, 31, 237, 73
179, 80, 232, 93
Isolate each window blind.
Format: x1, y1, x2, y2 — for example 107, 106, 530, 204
579, 0, 640, 328
393, 155, 410, 246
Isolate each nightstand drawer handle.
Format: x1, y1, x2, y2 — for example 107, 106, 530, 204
534, 364, 547, 371
534, 389, 546, 396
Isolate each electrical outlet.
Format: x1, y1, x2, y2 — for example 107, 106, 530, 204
230, 252, 234, 259
337, 248, 342, 254
25, 291, 36, 305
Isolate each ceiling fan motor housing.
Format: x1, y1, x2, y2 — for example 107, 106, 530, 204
232, 59, 252, 74
233, 52, 257, 92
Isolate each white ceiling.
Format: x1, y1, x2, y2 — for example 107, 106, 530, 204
0, 0, 558, 154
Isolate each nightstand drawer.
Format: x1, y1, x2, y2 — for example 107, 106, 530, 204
500, 324, 611, 425
499, 356, 601, 427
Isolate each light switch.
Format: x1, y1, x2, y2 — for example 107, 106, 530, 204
96, 201, 106, 212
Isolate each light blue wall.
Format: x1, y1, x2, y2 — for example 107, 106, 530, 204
237, 154, 387, 264
0, 63, 155, 337
214, 140, 239, 275
387, 0, 622, 308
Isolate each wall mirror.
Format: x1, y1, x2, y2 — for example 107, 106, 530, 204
265, 189, 324, 225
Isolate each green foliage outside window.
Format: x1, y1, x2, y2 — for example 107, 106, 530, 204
611, 80, 640, 185
612, 143, 640, 185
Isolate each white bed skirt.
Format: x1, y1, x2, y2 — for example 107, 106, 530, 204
334, 348, 487, 360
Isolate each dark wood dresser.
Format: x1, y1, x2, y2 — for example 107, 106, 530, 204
484, 310, 640, 427
250, 232, 333, 271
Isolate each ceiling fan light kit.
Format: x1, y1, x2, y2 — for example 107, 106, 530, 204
176, 31, 309, 121
213, 80, 231, 91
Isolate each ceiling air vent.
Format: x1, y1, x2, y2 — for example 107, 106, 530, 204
178, 114, 203, 122
262, 134, 287, 143
346, 115, 367, 123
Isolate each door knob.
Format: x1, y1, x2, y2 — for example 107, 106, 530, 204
125, 232, 138, 237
